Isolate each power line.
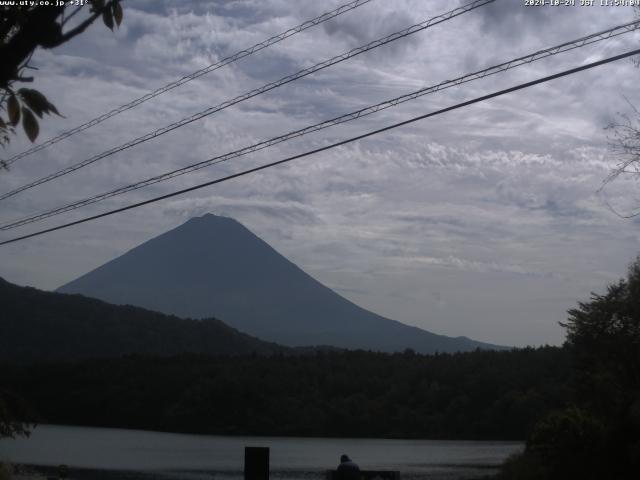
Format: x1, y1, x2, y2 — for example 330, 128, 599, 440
2, 20, 638, 231
0, 0, 495, 202
1, 47, 638, 247
1, 0, 375, 167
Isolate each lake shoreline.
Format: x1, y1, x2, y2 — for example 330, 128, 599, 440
1, 425, 520, 480
21, 422, 527, 443
13, 463, 500, 480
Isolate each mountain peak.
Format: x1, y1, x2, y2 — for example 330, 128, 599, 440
192, 213, 235, 222
180, 213, 242, 230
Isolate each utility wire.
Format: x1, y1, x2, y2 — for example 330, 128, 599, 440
1, 47, 638, 247
0, 0, 495, 202
1, 20, 638, 231
1, 0, 375, 167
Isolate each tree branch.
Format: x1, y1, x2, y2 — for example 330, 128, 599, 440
56, 2, 113, 47
0, 2, 113, 86
61, 5, 85, 27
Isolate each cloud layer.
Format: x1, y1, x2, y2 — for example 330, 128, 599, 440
1, 0, 640, 346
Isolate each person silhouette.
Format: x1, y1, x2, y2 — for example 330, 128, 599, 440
337, 454, 361, 480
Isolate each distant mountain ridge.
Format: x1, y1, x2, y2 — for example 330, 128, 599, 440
58, 214, 505, 353
0, 277, 286, 363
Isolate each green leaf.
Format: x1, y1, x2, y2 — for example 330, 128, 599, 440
18, 88, 62, 118
21, 108, 39, 143
102, 8, 114, 30
47, 101, 62, 117
18, 88, 47, 118
7, 94, 20, 126
113, 1, 123, 27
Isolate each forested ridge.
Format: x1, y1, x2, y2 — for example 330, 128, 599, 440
3, 347, 570, 440
0, 277, 287, 362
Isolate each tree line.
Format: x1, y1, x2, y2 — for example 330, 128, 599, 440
3, 346, 570, 441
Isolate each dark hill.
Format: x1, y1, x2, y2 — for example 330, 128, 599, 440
0, 277, 285, 363
58, 214, 504, 353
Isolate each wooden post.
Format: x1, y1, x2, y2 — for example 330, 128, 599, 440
245, 446, 269, 480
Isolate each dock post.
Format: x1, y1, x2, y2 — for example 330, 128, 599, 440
245, 446, 269, 480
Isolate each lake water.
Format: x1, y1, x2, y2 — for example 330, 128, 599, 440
0, 425, 522, 480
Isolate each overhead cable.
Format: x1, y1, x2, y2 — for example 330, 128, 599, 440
1, 47, 638, 246
1, 0, 376, 167
2, 20, 638, 231
0, 0, 495, 201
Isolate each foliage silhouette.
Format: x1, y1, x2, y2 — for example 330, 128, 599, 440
3, 347, 570, 440
500, 256, 640, 479
0, 1, 122, 153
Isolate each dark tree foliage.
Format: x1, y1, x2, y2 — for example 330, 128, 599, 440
564, 258, 640, 417
2, 347, 571, 441
0, 389, 33, 439
0, 277, 287, 362
0, 1, 123, 153
500, 257, 640, 480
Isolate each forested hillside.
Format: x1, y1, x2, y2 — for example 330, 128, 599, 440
0, 277, 286, 362
3, 347, 570, 440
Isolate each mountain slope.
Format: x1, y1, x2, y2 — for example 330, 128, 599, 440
1, 277, 286, 363
58, 214, 504, 353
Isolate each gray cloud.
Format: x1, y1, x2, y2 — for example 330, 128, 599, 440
1, 0, 640, 346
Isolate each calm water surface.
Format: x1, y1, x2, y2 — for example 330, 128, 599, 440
0, 425, 522, 480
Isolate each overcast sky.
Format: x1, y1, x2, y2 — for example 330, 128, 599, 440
2, 0, 640, 347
